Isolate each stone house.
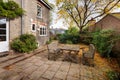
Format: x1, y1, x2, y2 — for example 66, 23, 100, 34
89, 13, 120, 53
0, 0, 52, 52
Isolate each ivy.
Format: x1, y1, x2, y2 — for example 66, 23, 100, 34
0, 0, 24, 19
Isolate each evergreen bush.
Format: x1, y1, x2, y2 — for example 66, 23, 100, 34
58, 27, 80, 44
92, 29, 119, 57
11, 34, 38, 53
107, 70, 119, 80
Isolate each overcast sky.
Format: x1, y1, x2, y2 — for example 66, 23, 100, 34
48, 0, 68, 29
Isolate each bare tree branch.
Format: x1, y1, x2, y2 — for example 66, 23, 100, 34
56, 0, 120, 33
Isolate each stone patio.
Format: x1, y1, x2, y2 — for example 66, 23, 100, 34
0, 45, 109, 80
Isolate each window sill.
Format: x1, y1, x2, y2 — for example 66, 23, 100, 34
39, 35, 47, 37
37, 16, 42, 19
31, 30, 36, 32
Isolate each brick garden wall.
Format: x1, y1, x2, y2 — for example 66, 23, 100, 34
92, 15, 120, 64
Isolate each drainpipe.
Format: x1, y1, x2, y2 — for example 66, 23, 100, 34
21, 0, 24, 34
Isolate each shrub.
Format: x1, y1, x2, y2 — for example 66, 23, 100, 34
58, 27, 80, 44
46, 39, 52, 45
66, 40, 73, 44
11, 34, 38, 53
107, 70, 119, 80
92, 29, 119, 57
80, 32, 93, 44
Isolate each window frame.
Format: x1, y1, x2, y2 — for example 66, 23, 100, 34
39, 26, 47, 36
37, 5, 42, 18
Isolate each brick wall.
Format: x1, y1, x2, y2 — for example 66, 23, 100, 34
92, 15, 120, 57
95, 15, 120, 33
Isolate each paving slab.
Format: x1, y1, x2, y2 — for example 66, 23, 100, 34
0, 68, 6, 73
23, 65, 38, 75
34, 60, 45, 66
59, 64, 70, 72
54, 71, 67, 80
0, 44, 111, 80
29, 68, 43, 80
67, 76, 80, 80
47, 64, 60, 72
68, 68, 80, 78
41, 71, 55, 80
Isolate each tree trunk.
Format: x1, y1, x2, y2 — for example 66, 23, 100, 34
79, 26, 83, 34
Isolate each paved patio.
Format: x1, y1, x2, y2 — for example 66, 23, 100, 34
0, 45, 110, 80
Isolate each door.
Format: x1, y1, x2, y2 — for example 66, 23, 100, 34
0, 18, 9, 52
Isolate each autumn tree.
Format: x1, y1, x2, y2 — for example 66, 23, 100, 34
56, 0, 120, 33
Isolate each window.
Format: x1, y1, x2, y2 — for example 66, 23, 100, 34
0, 19, 6, 41
37, 5, 42, 18
39, 26, 47, 36
31, 23, 36, 32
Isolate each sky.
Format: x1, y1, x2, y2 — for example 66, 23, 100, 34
48, 0, 120, 29
48, 0, 68, 29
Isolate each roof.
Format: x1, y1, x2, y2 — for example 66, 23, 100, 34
38, 0, 52, 10
95, 12, 120, 24
110, 13, 120, 20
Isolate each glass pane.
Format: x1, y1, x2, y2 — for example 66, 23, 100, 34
45, 28, 46, 35
40, 28, 42, 35
32, 24, 35, 31
43, 28, 45, 35
0, 24, 6, 28
0, 30, 6, 34
37, 5, 42, 17
0, 19, 6, 25
0, 36, 6, 41
0, 19, 6, 41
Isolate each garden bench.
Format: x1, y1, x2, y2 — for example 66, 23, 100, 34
81, 44, 95, 66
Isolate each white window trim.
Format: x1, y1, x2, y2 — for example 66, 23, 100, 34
31, 23, 36, 32
39, 26, 47, 36
37, 5, 42, 18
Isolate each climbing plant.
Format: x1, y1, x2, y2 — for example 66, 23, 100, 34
0, 0, 24, 19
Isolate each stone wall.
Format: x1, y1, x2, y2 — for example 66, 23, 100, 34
9, 0, 50, 46
9, 0, 22, 41
9, 18, 21, 42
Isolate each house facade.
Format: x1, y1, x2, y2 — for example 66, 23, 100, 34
89, 13, 120, 53
0, 0, 52, 52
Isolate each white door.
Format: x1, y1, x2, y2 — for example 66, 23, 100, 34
0, 18, 9, 52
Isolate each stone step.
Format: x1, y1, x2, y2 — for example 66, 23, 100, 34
0, 54, 23, 64
0, 47, 46, 68
0, 52, 9, 57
